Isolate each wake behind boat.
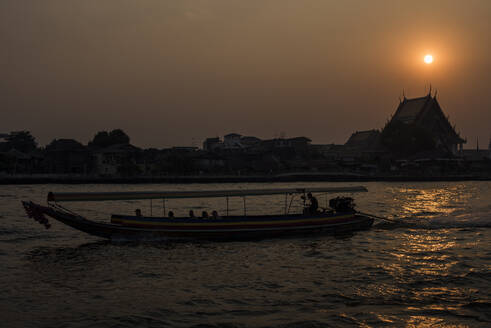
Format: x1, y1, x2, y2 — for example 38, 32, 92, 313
22, 186, 374, 241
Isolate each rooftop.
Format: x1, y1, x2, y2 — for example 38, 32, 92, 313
392, 95, 432, 124
345, 130, 380, 148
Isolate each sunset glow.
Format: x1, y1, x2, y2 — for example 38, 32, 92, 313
1, 1, 490, 149
424, 54, 434, 64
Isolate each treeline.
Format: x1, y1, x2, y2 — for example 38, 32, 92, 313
1, 128, 490, 179
0, 129, 142, 176
0, 129, 319, 176
0, 129, 131, 153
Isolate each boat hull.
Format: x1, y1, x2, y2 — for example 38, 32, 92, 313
22, 202, 374, 241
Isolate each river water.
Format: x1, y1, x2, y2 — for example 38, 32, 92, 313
1, 182, 490, 327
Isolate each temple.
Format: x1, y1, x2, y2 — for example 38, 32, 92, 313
384, 91, 466, 155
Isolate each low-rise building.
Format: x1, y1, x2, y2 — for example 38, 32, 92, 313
223, 133, 243, 149
240, 136, 262, 149
203, 137, 221, 152
343, 129, 386, 161
0, 149, 32, 174
461, 149, 491, 161
195, 153, 226, 172
93, 143, 142, 176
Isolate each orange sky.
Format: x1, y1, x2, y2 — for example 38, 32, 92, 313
1, 0, 490, 148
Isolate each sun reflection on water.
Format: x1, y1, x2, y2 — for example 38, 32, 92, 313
382, 231, 460, 282
406, 315, 470, 328
396, 186, 470, 218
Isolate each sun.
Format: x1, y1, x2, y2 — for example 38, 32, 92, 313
424, 54, 433, 64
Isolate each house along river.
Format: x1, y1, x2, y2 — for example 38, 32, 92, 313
0, 181, 490, 327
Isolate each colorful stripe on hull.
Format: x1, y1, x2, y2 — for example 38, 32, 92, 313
110, 213, 357, 232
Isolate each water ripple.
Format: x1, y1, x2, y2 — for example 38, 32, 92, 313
1, 182, 491, 327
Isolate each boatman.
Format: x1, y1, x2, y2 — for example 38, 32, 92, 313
307, 192, 319, 215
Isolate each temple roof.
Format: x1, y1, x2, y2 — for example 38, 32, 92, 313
388, 93, 466, 145
392, 95, 432, 124
345, 130, 380, 147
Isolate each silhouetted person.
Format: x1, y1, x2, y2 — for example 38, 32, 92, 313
307, 192, 318, 215
135, 208, 142, 217
189, 210, 195, 218
212, 210, 219, 219
168, 211, 174, 218
202, 211, 209, 218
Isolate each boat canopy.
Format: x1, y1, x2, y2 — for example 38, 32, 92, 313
47, 186, 367, 202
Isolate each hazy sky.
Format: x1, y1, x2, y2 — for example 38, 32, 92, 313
1, 0, 490, 148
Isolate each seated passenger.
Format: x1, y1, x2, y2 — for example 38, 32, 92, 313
189, 210, 195, 218
201, 211, 209, 218
168, 211, 174, 218
211, 210, 219, 219
135, 208, 142, 217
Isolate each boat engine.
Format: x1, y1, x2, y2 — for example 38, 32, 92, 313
329, 197, 356, 213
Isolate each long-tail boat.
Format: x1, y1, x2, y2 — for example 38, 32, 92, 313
21, 186, 373, 241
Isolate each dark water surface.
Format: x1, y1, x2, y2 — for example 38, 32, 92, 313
1, 182, 490, 327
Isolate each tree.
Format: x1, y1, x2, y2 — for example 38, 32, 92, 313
108, 129, 130, 145
88, 129, 130, 148
5, 131, 37, 153
46, 138, 85, 151
88, 131, 109, 148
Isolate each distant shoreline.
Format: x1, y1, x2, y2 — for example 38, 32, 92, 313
1, 173, 490, 184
